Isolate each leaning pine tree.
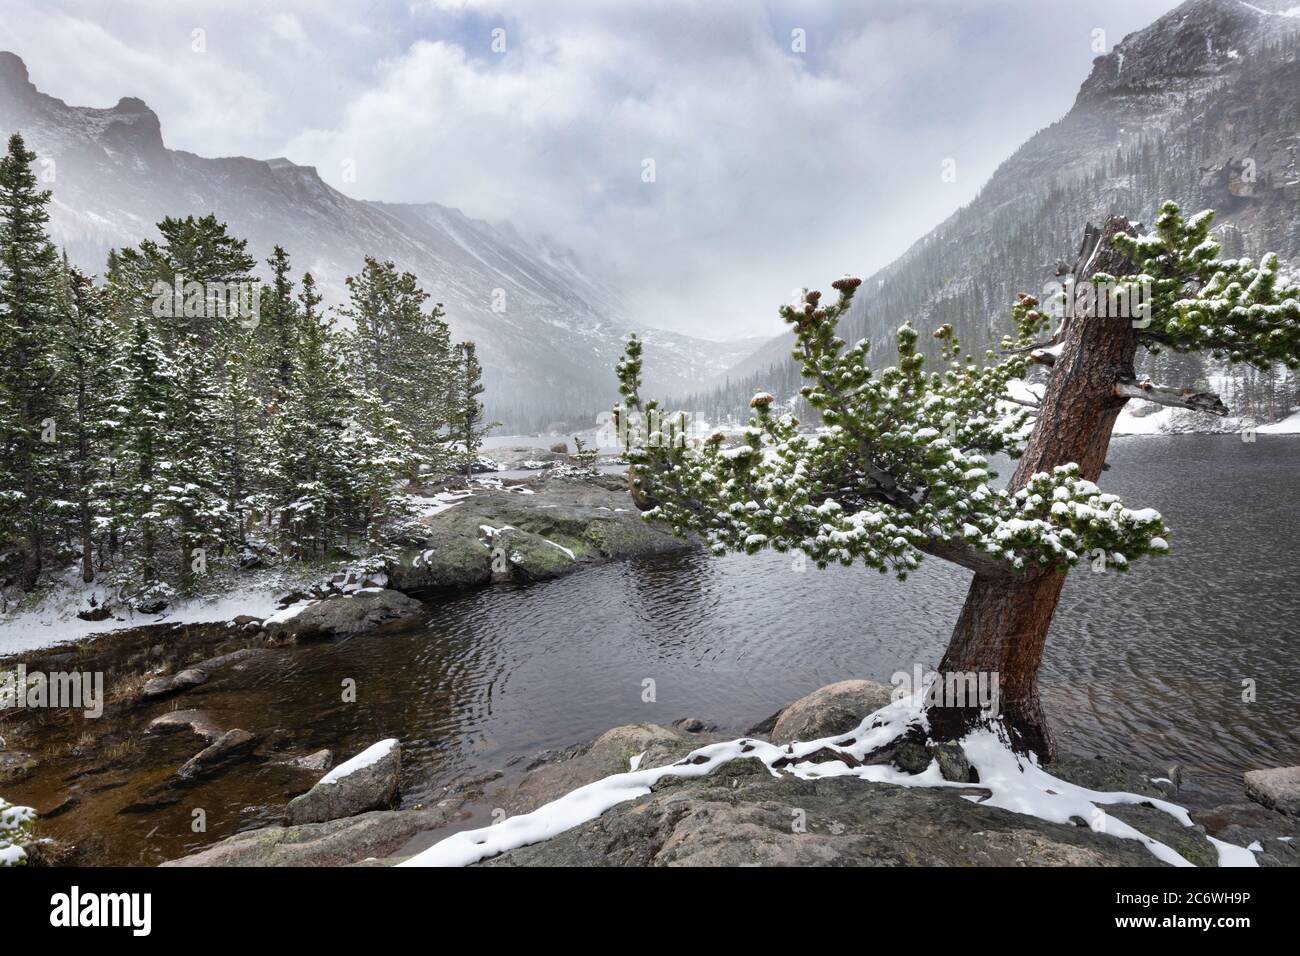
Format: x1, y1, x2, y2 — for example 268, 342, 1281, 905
615, 204, 1300, 759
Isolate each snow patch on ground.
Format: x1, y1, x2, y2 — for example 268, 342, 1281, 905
0, 568, 316, 657
402, 694, 1255, 869
1256, 409, 1300, 434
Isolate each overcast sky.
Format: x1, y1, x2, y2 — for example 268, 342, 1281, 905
1, 0, 1183, 340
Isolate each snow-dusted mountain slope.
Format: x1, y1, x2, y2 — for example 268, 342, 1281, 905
714, 0, 1300, 405
0, 51, 762, 429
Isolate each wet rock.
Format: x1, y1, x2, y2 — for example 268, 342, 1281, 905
176, 729, 258, 782
263, 589, 426, 642
769, 679, 895, 746
672, 717, 714, 734
1245, 766, 1300, 817
285, 739, 402, 826
494, 528, 577, 583
288, 749, 334, 772
141, 667, 209, 701
0, 750, 39, 785
194, 647, 268, 671
388, 530, 491, 591
161, 807, 461, 867
146, 709, 223, 743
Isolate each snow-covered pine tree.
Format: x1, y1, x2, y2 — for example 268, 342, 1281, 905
112, 215, 258, 590
341, 257, 454, 476
452, 341, 492, 479
0, 133, 63, 590
255, 245, 299, 397
109, 305, 173, 588
616, 203, 1300, 758
268, 271, 356, 557
53, 256, 120, 583
338, 384, 414, 550
215, 330, 263, 549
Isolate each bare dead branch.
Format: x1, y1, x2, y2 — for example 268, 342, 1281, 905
1113, 378, 1229, 416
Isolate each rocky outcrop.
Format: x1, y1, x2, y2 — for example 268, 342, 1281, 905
160, 807, 461, 867
387, 476, 694, 592
481, 766, 1211, 868
262, 589, 426, 642
1194, 801, 1300, 868
389, 530, 492, 591
285, 740, 402, 826
767, 679, 895, 745
1245, 766, 1300, 817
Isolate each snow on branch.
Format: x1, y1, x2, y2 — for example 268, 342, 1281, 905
1114, 379, 1229, 416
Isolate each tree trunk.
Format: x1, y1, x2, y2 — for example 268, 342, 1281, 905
928, 216, 1140, 760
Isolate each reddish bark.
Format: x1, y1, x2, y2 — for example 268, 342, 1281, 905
928, 216, 1140, 759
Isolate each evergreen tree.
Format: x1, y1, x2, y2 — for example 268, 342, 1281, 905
53, 256, 120, 582
341, 257, 454, 474
617, 203, 1300, 757
256, 245, 298, 396
0, 133, 63, 590
452, 341, 492, 479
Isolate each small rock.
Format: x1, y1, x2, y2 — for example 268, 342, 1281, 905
141, 667, 209, 701
672, 717, 712, 734
930, 741, 974, 782
894, 739, 933, 775
1245, 766, 1300, 817
146, 709, 223, 743
769, 679, 895, 745
177, 729, 258, 782
285, 739, 402, 826
289, 749, 334, 772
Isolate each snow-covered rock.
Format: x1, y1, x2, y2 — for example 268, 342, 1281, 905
284, 739, 402, 826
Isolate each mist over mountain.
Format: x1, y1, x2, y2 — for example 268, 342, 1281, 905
0, 50, 764, 431
695, 0, 1300, 420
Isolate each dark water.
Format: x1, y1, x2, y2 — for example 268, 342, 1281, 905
13, 435, 1299, 863
238, 434, 1300, 807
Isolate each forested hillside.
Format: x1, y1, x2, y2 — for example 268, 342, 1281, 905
0, 134, 486, 606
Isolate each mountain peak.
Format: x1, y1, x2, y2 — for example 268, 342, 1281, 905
0, 52, 36, 98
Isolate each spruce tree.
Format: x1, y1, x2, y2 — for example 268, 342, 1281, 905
53, 256, 120, 583
341, 257, 454, 475
452, 341, 492, 479
0, 133, 63, 590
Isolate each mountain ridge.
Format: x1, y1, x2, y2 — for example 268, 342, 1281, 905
0, 50, 765, 430
704, 0, 1300, 413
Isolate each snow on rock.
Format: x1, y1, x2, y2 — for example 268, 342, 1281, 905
402, 693, 1255, 869
318, 738, 399, 786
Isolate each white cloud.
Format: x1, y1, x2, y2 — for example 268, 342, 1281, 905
1, 0, 1183, 338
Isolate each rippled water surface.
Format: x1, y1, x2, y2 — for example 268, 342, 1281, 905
12, 435, 1299, 863
254, 435, 1300, 805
